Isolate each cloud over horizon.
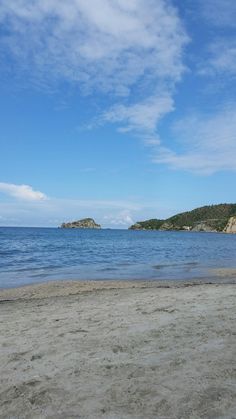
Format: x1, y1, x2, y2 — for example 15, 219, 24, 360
0, 195, 167, 228
0, 183, 47, 201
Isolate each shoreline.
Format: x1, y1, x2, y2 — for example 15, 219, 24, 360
1, 270, 236, 299
0, 279, 204, 301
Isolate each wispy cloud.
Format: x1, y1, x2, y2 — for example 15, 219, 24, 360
103, 94, 174, 144
197, 0, 236, 79
0, 182, 47, 201
153, 105, 236, 174
200, 0, 236, 27
0, 0, 188, 145
199, 39, 236, 79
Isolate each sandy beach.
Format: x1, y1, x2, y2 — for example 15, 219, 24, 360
0, 280, 236, 419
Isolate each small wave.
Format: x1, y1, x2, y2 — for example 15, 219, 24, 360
153, 262, 198, 270
116, 262, 133, 267
0, 249, 23, 256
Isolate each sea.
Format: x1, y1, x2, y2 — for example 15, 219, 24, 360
0, 227, 236, 288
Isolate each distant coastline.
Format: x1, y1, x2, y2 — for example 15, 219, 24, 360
129, 203, 236, 234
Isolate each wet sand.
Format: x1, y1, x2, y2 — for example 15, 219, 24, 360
0, 280, 236, 418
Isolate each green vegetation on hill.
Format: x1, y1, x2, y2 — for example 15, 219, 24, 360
167, 204, 236, 227
129, 204, 236, 232
129, 219, 164, 230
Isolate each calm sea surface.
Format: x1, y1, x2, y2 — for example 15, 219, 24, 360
0, 227, 236, 288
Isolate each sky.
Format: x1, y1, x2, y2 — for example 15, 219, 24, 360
0, 0, 236, 228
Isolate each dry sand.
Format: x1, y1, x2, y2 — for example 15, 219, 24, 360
0, 280, 236, 419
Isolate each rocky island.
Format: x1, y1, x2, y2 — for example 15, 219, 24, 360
129, 203, 236, 233
61, 218, 101, 229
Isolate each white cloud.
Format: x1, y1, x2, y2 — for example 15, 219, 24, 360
0, 0, 188, 95
0, 182, 47, 201
103, 210, 134, 226
153, 105, 236, 174
103, 94, 174, 143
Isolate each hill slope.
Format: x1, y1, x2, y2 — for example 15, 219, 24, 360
129, 204, 236, 232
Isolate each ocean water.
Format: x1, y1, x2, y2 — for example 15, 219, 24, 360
0, 227, 236, 288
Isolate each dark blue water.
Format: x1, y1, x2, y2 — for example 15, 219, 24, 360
0, 227, 236, 288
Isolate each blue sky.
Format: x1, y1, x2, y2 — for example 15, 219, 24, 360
0, 0, 236, 227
